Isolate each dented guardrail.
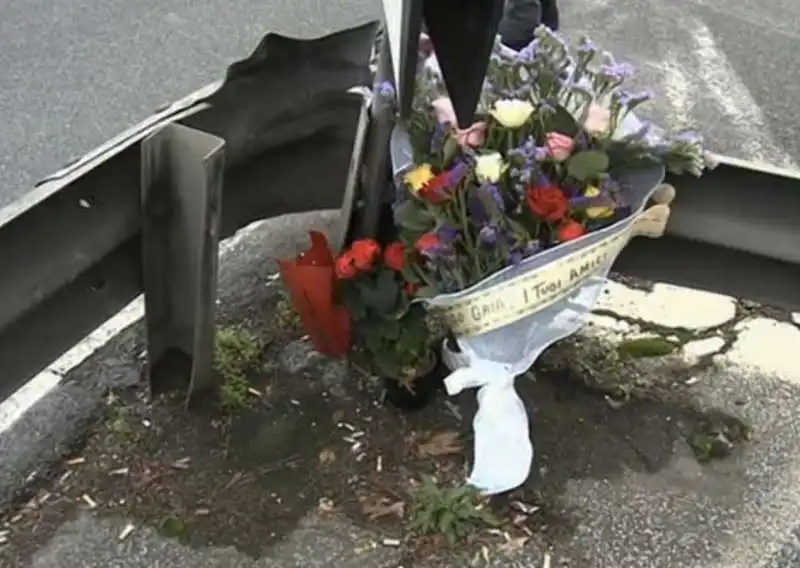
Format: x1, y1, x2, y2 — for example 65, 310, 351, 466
0, 22, 379, 404
0, 18, 797, 408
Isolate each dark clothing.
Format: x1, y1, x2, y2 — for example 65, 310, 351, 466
498, 0, 560, 52
541, 0, 560, 31
419, 0, 560, 54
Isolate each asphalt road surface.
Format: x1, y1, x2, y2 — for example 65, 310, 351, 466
1, 0, 798, 208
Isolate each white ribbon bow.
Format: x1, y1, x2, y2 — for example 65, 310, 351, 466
443, 345, 534, 495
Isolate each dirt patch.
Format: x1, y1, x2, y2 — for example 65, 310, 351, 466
0, 293, 751, 566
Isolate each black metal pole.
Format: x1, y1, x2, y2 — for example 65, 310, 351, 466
385, 0, 506, 128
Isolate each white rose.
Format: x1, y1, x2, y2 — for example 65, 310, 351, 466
475, 152, 508, 183
583, 102, 612, 135
489, 99, 535, 129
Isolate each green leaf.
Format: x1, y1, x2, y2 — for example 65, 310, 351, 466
358, 270, 400, 314
542, 104, 580, 137
401, 267, 421, 284
393, 200, 435, 233
382, 318, 401, 340
567, 150, 610, 181
393, 293, 411, 319
505, 216, 530, 239
341, 285, 366, 319
617, 337, 678, 359
442, 136, 460, 166
365, 331, 384, 353
373, 350, 399, 376
159, 517, 188, 539
536, 70, 558, 102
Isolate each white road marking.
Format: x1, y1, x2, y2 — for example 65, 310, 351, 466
660, 53, 693, 128
685, 19, 795, 167
0, 218, 270, 435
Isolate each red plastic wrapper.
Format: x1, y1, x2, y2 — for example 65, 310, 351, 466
278, 231, 351, 357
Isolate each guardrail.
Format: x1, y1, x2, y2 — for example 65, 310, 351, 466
0, 19, 798, 409
0, 22, 379, 405
617, 157, 800, 309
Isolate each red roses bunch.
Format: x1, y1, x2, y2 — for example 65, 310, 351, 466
335, 239, 416, 294
524, 184, 586, 243
335, 238, 399, 276
334, 239, 434, 383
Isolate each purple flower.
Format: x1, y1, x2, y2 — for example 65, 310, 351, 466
436, 225, 460, 244
600, 62, 634, 81
601, 177, 620, 192
560, 181, 581, 198
675, 130, 701, 144
448, 161, 470, 187
570, 189, 611, 208
377, 81, 395, 101
479, 225, 498, 245
481, 184, 505, 212
507, 251, 523, 266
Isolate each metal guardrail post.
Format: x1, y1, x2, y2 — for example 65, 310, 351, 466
141, 123, 225, 406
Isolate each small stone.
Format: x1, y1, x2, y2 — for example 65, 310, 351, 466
321, 363, 350, 399
280, 339, 324, 374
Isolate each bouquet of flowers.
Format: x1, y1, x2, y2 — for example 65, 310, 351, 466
386, 27, 713, 494
335, 238, 437, 401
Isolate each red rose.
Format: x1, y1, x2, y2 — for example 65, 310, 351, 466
404, 282, 419, 296
383, 241, 407, 271
415, 232, 441, 253
526, 185, 569, 222
556, 219, 586, 242
334, 252, 359, 279
349, 239, 380, 270
418, 172, 451, 203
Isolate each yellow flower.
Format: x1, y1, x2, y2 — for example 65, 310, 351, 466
475, 152, 508, 183
489, 99, 535, 129
404, 164, 434, 193
584, 185, 615, 219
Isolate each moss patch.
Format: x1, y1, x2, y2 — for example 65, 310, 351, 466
617, 336, 678, 359
214, 326, 263, 411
